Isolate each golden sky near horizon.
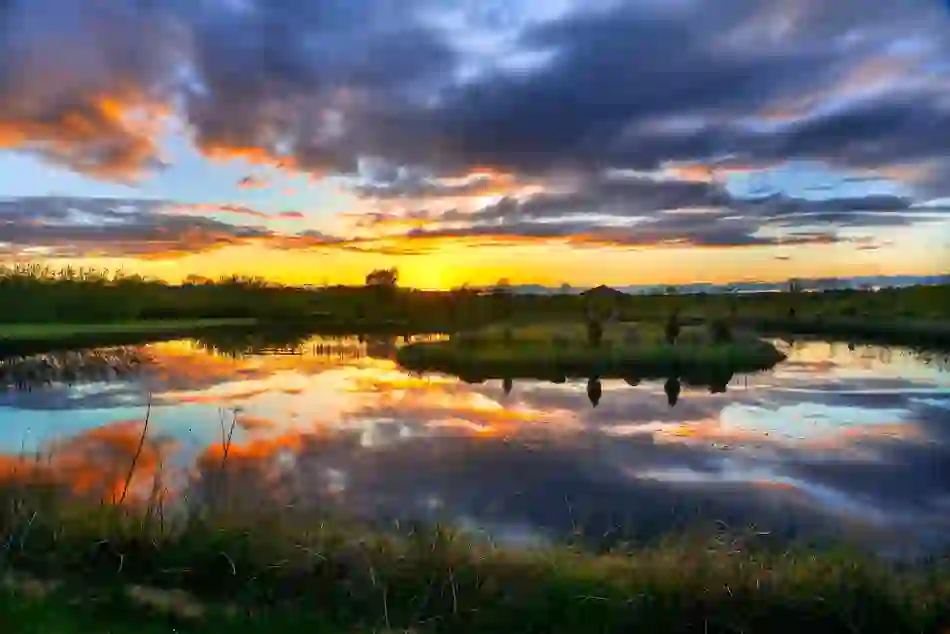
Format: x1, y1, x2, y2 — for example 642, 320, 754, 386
1, 0, 949, 288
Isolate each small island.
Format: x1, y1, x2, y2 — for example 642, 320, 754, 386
396, 320, 787, 386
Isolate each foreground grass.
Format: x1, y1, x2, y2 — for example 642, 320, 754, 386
397, 321, 786, 385
2, 489, 948, 634
0, 577, 356, 633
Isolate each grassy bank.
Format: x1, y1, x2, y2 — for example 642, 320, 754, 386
0, 319, 260, 357
2, 265, 949, 350
0, 319, 259, 341
750, 317, 950, 347
0, 499, 948, 634
396, 322, 786, 385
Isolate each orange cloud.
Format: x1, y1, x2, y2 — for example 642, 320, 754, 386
201, 145, 299, 171
0, 91, 168, 179
198, 430, 305, 465
235, 415, 277, 432
273, 211, 305, 220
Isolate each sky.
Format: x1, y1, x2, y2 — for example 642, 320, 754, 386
1, 0, 949, 289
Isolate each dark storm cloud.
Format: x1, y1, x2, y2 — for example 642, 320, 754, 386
345, 0, 950, 183
466, 177, 730, 222
181, 0, 458, 172
0, 0, 949, 271
1, 0, 948, 191
0, 196, 272, 259
352, 173, 517, 200
350, 176, 938, 250
753, 97, 950, 174
400, 219, 846, 250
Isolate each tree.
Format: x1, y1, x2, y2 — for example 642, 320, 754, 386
491, 278, 514, 321
365, 267, 398, 288
665, 310, 681, 344
493, 278, 512, 293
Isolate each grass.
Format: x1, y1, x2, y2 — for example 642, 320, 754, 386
750, 316, 950, 347
0, 319, 258, 341
0, 405, 947, 633
0, 319, 261, 357
396, 321, 786, 385
0, 496, 948, 634
0, 576, 355, 633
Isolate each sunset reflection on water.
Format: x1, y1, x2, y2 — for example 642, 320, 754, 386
0, 336, 947, 555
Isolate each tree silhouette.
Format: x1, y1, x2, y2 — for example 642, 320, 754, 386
491, 278, 514, 321
365, 267, 398, 288
709, 370, 733, 394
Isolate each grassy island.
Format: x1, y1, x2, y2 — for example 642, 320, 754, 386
396, 322, 786, 385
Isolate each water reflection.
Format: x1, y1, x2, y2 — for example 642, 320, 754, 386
0, 336, 948, 557
664, 376, 681, 407
586, 378, 602, 407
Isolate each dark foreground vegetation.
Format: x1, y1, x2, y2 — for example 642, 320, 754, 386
0, 265, 950, 331
1, 484, 948, 634
2, 264, 948, 345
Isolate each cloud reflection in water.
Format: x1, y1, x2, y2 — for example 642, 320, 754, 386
0, 337, 947, 555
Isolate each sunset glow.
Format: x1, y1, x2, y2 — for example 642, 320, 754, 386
0, 0, 948, 288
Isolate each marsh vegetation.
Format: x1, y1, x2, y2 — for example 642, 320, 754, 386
1, 264, 948, 352
396, 321, 786, 386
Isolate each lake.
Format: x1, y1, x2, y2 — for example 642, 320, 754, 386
1, 334, 948, 557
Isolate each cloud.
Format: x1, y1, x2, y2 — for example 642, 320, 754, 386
164, 203, 305, 222
0, 196, 272, 260
0, 0, 946, 198
351, 168, 522, 200
347, 174, 945, 253
273, 210, 305, 220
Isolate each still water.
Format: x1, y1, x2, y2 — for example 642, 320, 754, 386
1, 335, 948, 556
